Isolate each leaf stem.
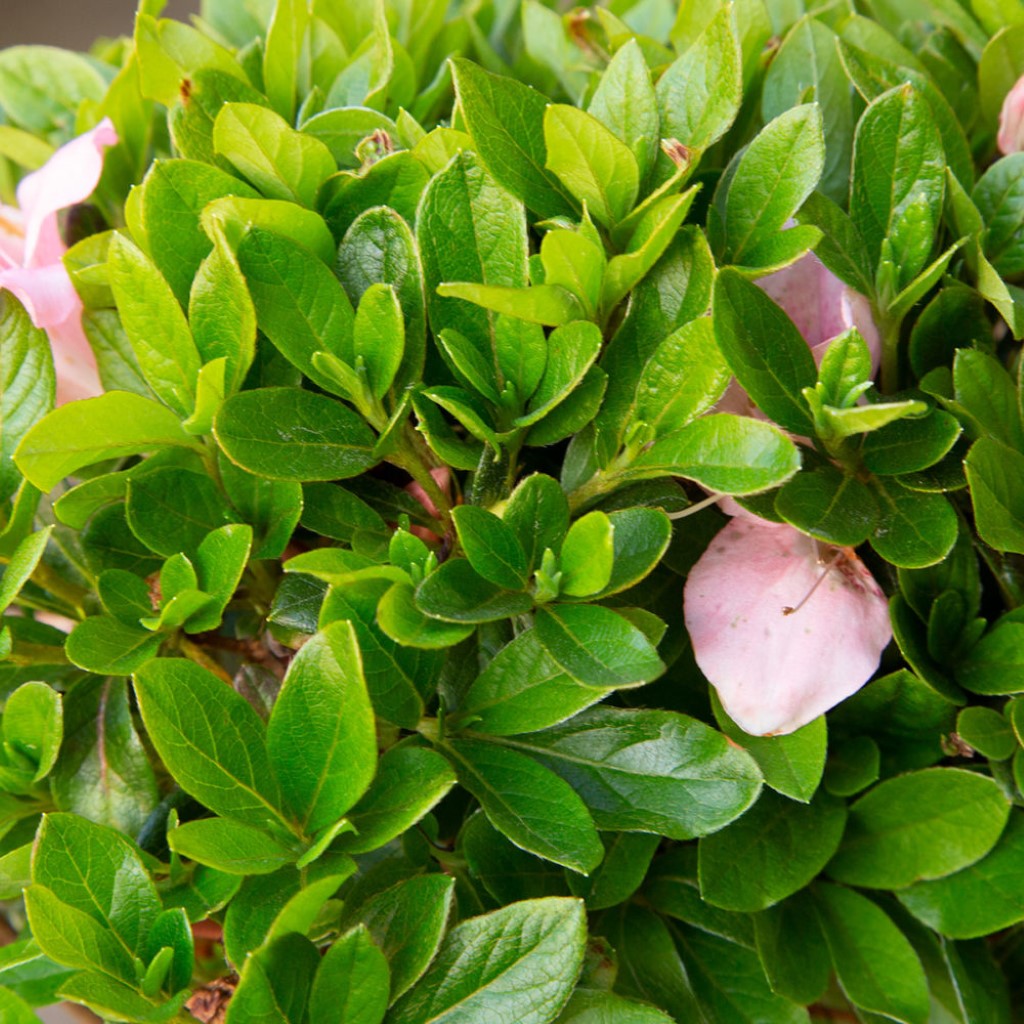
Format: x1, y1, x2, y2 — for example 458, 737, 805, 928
879, 313, 903, 395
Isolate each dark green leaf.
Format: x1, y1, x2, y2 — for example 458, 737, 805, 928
956, 611, 1024, 695
504, 707, 763, 839
698, 789, 847, 911
134, 658, 290, 831
964, 437, 1024, 554
446, 739, 604, 874
775, 464, 878, 547
389, 898, 586, 1024
870, 480, 957, 568
753, 892, 832, 1006
504, 473, 570, 572
861, 410, 962, 475
567, 832, 660, 912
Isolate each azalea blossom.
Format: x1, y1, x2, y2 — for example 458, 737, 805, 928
0, 118, 117, 404
998, 74, 1024, 155
683, 250, 890, 736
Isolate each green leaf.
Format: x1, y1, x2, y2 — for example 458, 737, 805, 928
534, 604, 664, 688
133, 658, 290, 831
955, 612, 1024, 695
168, 817, 298, 875
657, 5, 742, 157
107, 234, 201, 419
775, 464, 879, 547
14, 392, 203, 492
65, 615, 164, 677
126, 468, 238, 559
505, 707, 763, 839
267, 621, 377, 835
953, 348, 1024, 451
597, 508, 673, 598
353, 284, 404, 400
715, 104, 825, 268
450, 58, 575, 219
975, 154, 1024, 278
388, 898, 586, 1024
504, 473, 570, 572
215, 387, 377, 482
956, 706, 1018, 760
57, 975, 188, 1023
445, 740, 604, 874
634, 317, 730, 438
415, 559, 533, 623
698, 789, 847, 911
555, 990, 674, 1024
850, 84, 945, 291
712, 269, 817, 435
226, 932, 319, 1024
339, 746, 456, 854
263, 0, 307, 122
860, 410, 962, 475
349, 874, 455, 1003
32, 813, 160, 957
235, 227, 356, 394
214, 102, 336, 208
567, 832, 660, 912
455, 629, 611, 737
826, 767, 1011, 889
870, 480, 958, 569
377, 582, 474, 650
24, 885, 135, 982
0, 296, 53, 503
451, 506, 529, 590
219, 460, 300, 561
309, 925, 389, 1024
964, 437, 1024, 554
627, 414, 801, 496
436, 282, 584, 328
544, 105, 639, 227
3, 681, 61, 781
517, 322, 602, 427
0, 45, 105, 137
813, 882, 930, 1024
589, 39, 659, 180
753, 892, 832, 1006
560, 512, 614, 598
0, 989, 39, 1024
0, 526, 50, 614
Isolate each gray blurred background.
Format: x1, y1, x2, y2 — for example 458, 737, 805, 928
2, 0, 200, 48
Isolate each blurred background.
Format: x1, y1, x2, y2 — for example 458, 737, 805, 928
2, 0, 200, 47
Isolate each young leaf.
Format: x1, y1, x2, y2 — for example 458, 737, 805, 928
14, 392, 203, 492
559, 512, 614, 598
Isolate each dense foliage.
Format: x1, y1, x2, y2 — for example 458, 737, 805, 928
1, 0, 1024, 1020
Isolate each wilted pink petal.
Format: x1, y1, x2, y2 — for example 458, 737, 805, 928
757, 249, 881, 375
16, 118, 118, 267
998, 74, 1024, 155
684, 513, 891, 736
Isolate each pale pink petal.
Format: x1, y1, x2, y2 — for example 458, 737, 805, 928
406, 467, 451, 542
47, 310, 102, 405
16, 118, 118, 267
998, 74, 1024, 156
0, 262, 80, 329
683, 515, 891, 736
0, 205, 26, 268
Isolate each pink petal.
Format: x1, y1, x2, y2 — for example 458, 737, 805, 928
0, 204, 26, 268
47, 310, 102, 405
0, 262, 80, 329
683, 516, 891, 736
16, 118, 118, 268
998, 74, 1024, 156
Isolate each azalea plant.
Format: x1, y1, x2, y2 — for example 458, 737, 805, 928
1, 0, 1024, 1021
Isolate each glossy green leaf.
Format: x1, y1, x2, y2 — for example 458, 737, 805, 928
560, 512, 614, 598
827, 768, 1010, 888
267, 621, 377, 835
451, 506, 529, 590
813, 881, 929, 1024
377, 582, 474, 650
168, 817, 298, 875
388, 898, 587, 1024
446, 739, 603, 874
534, 604, 664, 689
225, 932, 319, 1024
964, 437, 1024, 554
506, 707, 763, 840
415, 559, 533, 623
134, 658, 290, 831
870, 480, 958, 569
14, 392, 202, 492
775, 464, 878, 547
309, 925, 389, 1024
698, 789, 847, 911
450, 58, 575, 219
216, 387, 376, 482
627, 413, 801, 496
